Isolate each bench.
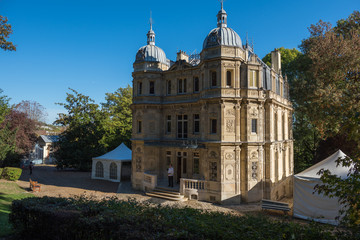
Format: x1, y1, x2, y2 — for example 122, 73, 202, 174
261, 199, 290, 214
29, 178, 41, 192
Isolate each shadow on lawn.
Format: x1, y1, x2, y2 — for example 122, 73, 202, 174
18, 165, 119, 193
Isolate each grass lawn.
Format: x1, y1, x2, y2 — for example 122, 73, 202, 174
0, 180, 33, 237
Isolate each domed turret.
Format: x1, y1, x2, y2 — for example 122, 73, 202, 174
203, 1, 242, 50
135, 18, 169, 67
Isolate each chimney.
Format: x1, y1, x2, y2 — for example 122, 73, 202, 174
176, 50, 189, 62
271, 49, 281, 74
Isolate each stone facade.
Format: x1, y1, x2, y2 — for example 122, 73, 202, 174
131, 4, 293, 204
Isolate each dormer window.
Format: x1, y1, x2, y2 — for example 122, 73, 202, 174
178, 79, 187, 94
249, 70, 258, 88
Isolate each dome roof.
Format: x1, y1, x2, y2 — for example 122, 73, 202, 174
203, 2, 242, 50
135, 45, 169, 66
203, 27, 242, 50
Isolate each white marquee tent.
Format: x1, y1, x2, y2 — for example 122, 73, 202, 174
293, 150, 350, 225
91, 143, 132, 182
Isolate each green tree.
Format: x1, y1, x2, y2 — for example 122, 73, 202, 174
294, 11, 360, 231
101, 85, 132, 149
54, 89, 106, 170
0, 16, 16, 51
262, 47, 302, 78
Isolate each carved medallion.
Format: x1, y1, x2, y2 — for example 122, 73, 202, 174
225, 152, 234, 160
226, 119, 234, 132
226, 109, 235, 116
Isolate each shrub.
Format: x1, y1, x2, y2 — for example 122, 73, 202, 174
9, 196, 344, 240
2, 167, 22, 181
0, 168, 3, 178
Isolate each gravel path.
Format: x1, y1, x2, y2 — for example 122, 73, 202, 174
16, 164, 269, 216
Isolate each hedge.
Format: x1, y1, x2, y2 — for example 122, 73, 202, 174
9, 196, 348, 240
2, 167, 22, 181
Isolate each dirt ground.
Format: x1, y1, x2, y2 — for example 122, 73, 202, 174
16, 164, 292, 216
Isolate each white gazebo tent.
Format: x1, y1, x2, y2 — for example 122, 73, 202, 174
91, 143, 132, 182
293, 150, 350, 225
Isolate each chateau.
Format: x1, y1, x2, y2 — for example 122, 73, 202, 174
131, 3, 293, 203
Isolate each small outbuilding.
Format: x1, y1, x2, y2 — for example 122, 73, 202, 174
91, 143, 132, 182
293, 150, 350, 225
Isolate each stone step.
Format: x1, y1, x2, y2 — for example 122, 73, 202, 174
151, 190, 184, 199
146, 192, 187, 201
154, 187, 181, 195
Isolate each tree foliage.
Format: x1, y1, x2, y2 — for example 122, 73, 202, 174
262, 47, 302, 78
54, 89, 106, 170
14, 100, 47, 124
54, 87, 132, 170
101, 85, 132, 149
0, 90, 38, 167
0, 16, 16, 51
294, 11, 360, 230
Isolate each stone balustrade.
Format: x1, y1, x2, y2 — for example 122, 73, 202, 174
143, 172, 157, 191
180, 178, 207, 200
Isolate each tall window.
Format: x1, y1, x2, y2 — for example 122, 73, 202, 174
138, 82, 142, 95
178, 79, 187, 93
193, 152, 199, 174
149, 81, 155, 94
194, 77, 199, 92
249, 70, 258, 88
110, 162, 117, 180
193, 114, 200, 134
251, 119, 257, 133
211, 71, 217, 87
210, 119, 217, 134
226, 71, 232, 87
95, 161, 104, 178
167, 80, 171, 95
137, 120, 142, 133
177, 115, 188, 139
166, 115, 171, 134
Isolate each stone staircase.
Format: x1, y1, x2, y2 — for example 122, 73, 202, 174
146, 186, 187, 201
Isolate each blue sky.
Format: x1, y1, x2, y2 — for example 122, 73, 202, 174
0, 0, 358, 123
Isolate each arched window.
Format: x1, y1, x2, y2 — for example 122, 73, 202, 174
110, 162, 117, 180
226, 71, 232, 87
95, 161, 104, 178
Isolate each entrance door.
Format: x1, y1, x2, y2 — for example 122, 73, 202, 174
176, 152, 187, 183
177, 155, 182, 183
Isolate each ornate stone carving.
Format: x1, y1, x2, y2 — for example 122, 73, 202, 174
225, 164, 234, 180
226, 119, 234, 132
209, 162, 217, 181
251, 161, 258, 181
250, 151, 258, 159
226, 108, 235, 116
136, 147, 142, 153
249, 108, 258, 117
209, 151, 217, 159
225, 152, 234, 160
135, 157, 142, 172
225, 89, 233, 95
